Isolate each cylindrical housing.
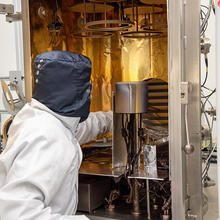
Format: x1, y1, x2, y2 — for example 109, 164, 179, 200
115, 81, 147, 113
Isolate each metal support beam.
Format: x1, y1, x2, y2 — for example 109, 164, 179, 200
21, 0, 32, 102
168, 0, 202, 219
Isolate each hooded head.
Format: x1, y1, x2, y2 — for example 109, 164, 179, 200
32, 51, 92, 123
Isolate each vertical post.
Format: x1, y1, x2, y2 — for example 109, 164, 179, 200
168, 0, 185, 218
21, 0, 32, 102
132, 114, 140, 215
216, 1, 220, 219
146, 179, 151, 220
168, 0, 202, 218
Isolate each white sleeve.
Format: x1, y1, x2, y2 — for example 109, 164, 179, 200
76, 111, 113, 145
0, 124, 89, 220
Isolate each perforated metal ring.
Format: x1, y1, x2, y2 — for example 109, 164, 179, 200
121, 30, 162, 39
84, 20, 132, 32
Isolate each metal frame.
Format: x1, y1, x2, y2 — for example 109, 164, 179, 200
168, 0, 202, 219
17, 0, 203, 218
21, 0, 32, 102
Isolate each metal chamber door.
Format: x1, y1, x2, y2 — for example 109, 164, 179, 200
168, 0, 202, 219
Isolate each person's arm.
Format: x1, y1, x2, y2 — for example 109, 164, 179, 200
0, 121, 89, 220
75, 111, 113, 145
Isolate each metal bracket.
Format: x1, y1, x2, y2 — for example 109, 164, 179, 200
0, 4, 14, 14
9, 71, 23, 91
6, 13, 22, 22
181, 82, 189, 104
0, 4, 21, 22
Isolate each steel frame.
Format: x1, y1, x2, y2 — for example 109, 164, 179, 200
168, 0, 202, 219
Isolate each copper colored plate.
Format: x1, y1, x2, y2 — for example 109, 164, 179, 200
121, 30, 162, 39
85, 19, 132, 31
71, 3, 114, 13
124, 6, 163, 15
140, 0, 167, 4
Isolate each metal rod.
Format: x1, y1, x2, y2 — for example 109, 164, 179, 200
132, 0, 134, 23
104, 2, 107, 28
135, 1, 138, 32
133, 179, 140, 215
132, 114, 140, 214
21, 0, 32, 102
83, 0, 86, 24
216, 1, 220, 219
146, 179, 151, 220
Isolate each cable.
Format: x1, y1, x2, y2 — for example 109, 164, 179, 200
200, 0, 212, 36
201, 88, 216, 99
201, 138, 216, 150
201, 55, 209, 87
212, 0, 215, 14
185, 105, 190, 146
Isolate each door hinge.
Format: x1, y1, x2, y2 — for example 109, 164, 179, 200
0, 4, 21, 22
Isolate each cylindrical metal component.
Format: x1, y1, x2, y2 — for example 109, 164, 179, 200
133, 179, 140, 215
134, 114, 141, 171
146, 179, 151, 220
132, 114, 142, 215
115, 81, 148, 114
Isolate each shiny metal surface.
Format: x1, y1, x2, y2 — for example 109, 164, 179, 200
112, 113, 127, 168
146, 179, 151, 220
79, 161, 125, 177
128, 169, 167, 181
115, 82, 148, 114
168, 0, 202, 219
132, 179, 140, 215
168, 0, 185, 218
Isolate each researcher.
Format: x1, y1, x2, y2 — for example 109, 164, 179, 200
0, 51, 112, 220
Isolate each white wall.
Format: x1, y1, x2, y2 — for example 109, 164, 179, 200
0, 0, 23, 131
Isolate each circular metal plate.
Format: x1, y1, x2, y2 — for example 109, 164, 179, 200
141, 21, 167, 32
124, 6, 163, 15
140, 0, 167, 4
85, 20, 132, 31
121, 30, 162, 39
71, 3, 114, 13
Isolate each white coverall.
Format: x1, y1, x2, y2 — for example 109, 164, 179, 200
0, 98, 112, 220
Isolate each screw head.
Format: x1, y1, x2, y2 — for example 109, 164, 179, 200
184, 144, 195, 154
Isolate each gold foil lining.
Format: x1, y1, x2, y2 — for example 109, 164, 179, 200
30, 0, 168, 112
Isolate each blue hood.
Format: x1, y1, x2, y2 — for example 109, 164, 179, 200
32, 51, 92, 123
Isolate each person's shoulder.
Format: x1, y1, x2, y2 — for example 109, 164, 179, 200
10, 104, 65, 137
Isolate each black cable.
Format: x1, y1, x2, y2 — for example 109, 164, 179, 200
201, 89, 216, 99
200, 0, 212, 35
201, 55, 209, 87
202, 85, 214, 91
